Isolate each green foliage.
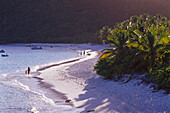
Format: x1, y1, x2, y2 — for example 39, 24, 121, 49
150, 66, 170, 93
99, 28, 131, 59
98, 26, 111, 43
94, 58, 114, 79
94, 56, 132, 80
130, 24, 169, 72
94, 14, 170, 93
145, 51, 170, 93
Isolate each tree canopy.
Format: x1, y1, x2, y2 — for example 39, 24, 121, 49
95, 14, 170, 93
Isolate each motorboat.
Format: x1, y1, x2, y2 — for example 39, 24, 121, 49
1, 54, 9, 57
0, 50, 5, 53
31, 46, 42, 50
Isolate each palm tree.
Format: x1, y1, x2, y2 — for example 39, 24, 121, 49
130, 24, 169, 72
98, 26, 112, 44
98, 14, 169, 73
99, 28, 130, 59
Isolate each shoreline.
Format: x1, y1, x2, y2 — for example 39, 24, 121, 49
36, 44, 169, 113
14, 44, 106, 112
0, 43, 107, 112
35, 50, 142, 113
16, 50, 90, 109
9, 44, 169, 113
37, 58, 81, 71
32, 45, 140, 112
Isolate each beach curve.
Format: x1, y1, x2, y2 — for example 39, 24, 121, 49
17, 44, 170, 113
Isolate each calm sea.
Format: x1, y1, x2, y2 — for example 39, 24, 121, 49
0, 44, 83, 113
0, 44, 80, 76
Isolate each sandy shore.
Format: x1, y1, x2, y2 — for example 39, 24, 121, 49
20, 44, 170, 113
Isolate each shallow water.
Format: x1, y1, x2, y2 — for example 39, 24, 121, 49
0, 44, 80, 76
0, 44, 83, 113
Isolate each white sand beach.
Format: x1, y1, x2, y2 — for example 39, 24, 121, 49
19, 44, 170, 113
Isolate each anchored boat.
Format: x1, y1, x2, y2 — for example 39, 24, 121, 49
0, 50, 5, 53
31, 46, 42, 50
1, 54, 9, 57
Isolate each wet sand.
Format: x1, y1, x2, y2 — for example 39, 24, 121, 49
37, 58, 81, 71
18, 58, 85, 108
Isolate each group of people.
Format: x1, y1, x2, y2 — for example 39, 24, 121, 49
79, 51, 86, 55
79, 50, 90, 56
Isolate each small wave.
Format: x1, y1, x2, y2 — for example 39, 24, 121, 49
32, 65, 41, 72
14, 79, 57, 106
15, 70, 20, 72
2, 74, 7, 77
31, 107, 39, 113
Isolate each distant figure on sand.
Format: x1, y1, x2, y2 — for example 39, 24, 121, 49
28, 67, 31, 75
25, 67, 31, 78
79, 51, 82, 55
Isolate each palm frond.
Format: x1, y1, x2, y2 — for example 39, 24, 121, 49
134, 29, 144, 37
158, 32, 170, 44
154, 44, 164, 51
100, 48, 115, 53
108, 39, 119, 47
99, 52, 114, 59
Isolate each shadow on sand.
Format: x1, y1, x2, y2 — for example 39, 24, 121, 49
75, 77, 140, 113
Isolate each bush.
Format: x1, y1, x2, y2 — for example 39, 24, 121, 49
145, 51, 170, 93
95, 14, 170, 93
94, 58, 114, 79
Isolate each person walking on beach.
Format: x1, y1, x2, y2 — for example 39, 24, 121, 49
25, 67, 31, 78
27, 67, 31, 75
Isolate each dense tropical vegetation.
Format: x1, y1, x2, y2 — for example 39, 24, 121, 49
94, 14, 170, 93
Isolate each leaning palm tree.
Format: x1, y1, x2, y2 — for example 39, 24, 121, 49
99, 28, 130, 59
